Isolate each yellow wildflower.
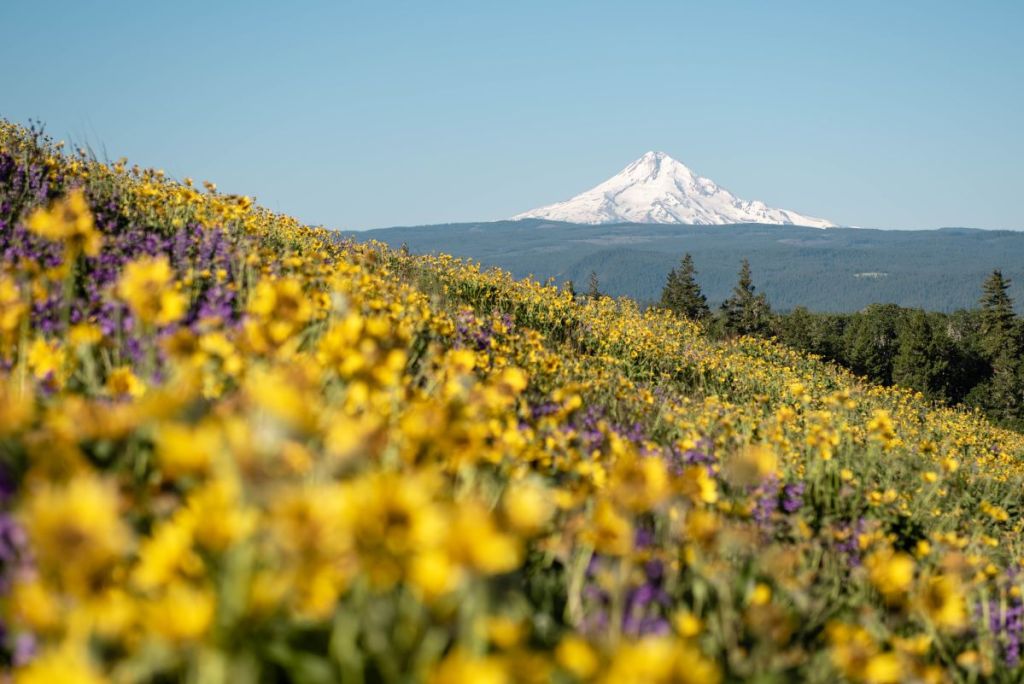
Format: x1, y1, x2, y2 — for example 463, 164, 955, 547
68, 323, 103, 346
10, 577, 62, 633
27, 337, 64, 382
154, 420, 221, 480
586, 498, 633, 556
0, 271, 26, 337
248, 277, 312, 344
145, 581, 216, 642
430, 650, 508, 684
863, 652, 903, 684
867, 410, 897, 449
448, 500, 522, 575
556, 636, 599, 679
13, 642, 107, 684
610, 450, 669, 511
187, 477, 256, 551
105, 366, 145, 398
502, 480, 554, 536
132, 511, 200, 591
600, 636, 720, 684
750, 582, 773, 606
21, 474, 130, 597
0, 375, 34, 434
409, 548, 463, 600
678, 465, 718, 505
25, 188, 102, 257
485, 616, 524, 648
116, 255, 186, 326
827, 621, 878, 681
916, 575, 967, 631
865, 548, 915, 602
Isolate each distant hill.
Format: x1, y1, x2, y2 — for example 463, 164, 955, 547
354, 220, 1024, 313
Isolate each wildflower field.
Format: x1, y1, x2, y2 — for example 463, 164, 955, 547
2, 120, 1024, 683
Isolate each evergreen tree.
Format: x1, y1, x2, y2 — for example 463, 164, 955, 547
776, 306, 814, 349
586, 271, 601, 299
892, 310, 952, 400
720, 259, 771, 335
659, 253, 710, 321
979, 270, 1017, 358
840, 304, 903, 385
776, 306, 837, 357
969, 270, 1024, 427
661, 267, 681, 309
966, 348, 1024, 430
942, 309, 991, 404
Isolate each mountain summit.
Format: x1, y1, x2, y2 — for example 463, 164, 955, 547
512, 151, 836, 228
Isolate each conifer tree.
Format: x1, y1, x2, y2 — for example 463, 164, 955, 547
964, 270, 1024, 428
586, 271, 601, 299
966, 345, 1024, 430
892, 310, 951, 399
659, 253, 710, 321
979, 270, 1017, 358
720, 259, 771, 335
842, 304, 903, 385
661, 267, 681, 308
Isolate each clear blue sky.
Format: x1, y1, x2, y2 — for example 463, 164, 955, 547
3, 1, 1022, 230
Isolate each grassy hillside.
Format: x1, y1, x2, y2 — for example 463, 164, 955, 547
3, 119, 1024, 682
361, 221, 1024, 312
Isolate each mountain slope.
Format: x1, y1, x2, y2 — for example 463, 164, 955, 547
513, 151, 836, 228
6, 118, 1024, 682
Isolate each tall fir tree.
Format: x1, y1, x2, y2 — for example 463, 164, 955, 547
979, 270, 1017, 358
586, 271, 601, 299
720, 259, 771, 336
659, 253, 710, 321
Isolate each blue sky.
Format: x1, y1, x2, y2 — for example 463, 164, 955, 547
3, 1, 1022, 230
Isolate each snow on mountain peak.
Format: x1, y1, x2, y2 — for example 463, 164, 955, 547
512, 152, 836, 228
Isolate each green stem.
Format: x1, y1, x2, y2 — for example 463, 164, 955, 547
566, 545, 594, 628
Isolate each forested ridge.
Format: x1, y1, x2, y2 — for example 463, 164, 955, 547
363, 220, 1024, 314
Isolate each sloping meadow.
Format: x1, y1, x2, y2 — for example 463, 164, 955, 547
1, 119, 1024, 683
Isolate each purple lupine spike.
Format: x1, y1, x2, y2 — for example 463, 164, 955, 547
994, 600, 1004, 633
1007, 634, 1021, 668
752, 476, 780, 528
1005, 598, 1024, 667
782, 482, 805, 513
835, 518, 867, 567
633, 527, 655, 550
531, 401, 560, 419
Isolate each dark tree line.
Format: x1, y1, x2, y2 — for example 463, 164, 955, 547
660, 255, 1024, 431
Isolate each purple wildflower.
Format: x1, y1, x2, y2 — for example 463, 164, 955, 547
781, 482, 805, 514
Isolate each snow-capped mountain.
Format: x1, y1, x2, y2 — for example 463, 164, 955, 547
512, 151, 836, 228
